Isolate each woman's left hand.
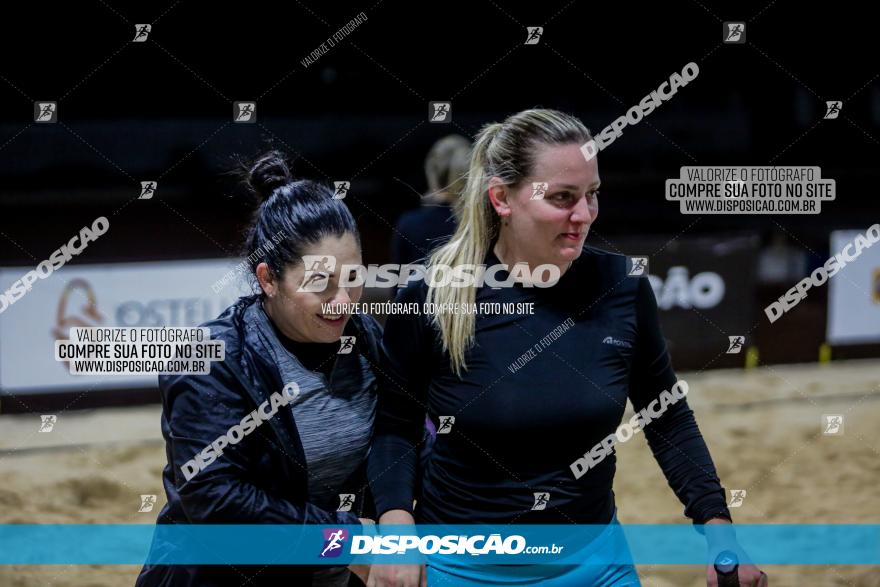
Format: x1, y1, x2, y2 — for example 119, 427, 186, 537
706, 563, 767, 586
703, 517, 767, 586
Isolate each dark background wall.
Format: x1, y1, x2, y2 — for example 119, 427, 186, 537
1, 0, 877, 387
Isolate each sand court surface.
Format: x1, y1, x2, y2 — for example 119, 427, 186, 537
1, 360, 878, 586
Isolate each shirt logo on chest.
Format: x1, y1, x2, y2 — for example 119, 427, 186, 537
602, 336, 633, 348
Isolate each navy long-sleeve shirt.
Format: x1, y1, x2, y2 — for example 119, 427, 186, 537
367, 245, 732, 526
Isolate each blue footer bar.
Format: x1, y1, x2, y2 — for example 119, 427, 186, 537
0, 524, 876, 565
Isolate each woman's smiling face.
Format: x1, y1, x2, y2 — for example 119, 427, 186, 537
258, 232, 363, 343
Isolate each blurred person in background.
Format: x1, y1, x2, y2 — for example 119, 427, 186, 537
136, 150, 380, 587
757, 231, 808, 285
367, 110, 767, 587
391, 134, 471, 265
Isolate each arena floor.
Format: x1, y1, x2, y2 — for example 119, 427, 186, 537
1, 359, 878, 586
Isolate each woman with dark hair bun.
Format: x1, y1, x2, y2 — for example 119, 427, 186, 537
136, 150, 380, 587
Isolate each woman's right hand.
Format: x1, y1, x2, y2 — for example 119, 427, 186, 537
366, 510, 426, 587
366, 564, 425, 587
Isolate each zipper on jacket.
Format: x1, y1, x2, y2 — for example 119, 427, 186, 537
323, 353, 341, 392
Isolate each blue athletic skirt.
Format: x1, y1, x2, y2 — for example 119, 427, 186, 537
425, 511, 641, 586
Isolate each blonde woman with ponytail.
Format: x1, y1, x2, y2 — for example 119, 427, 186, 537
367, 110, 766, 587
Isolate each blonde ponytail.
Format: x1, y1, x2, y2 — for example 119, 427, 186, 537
426, 124, 502, 375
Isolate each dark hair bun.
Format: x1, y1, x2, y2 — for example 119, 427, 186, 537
247, 150, 293, 201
